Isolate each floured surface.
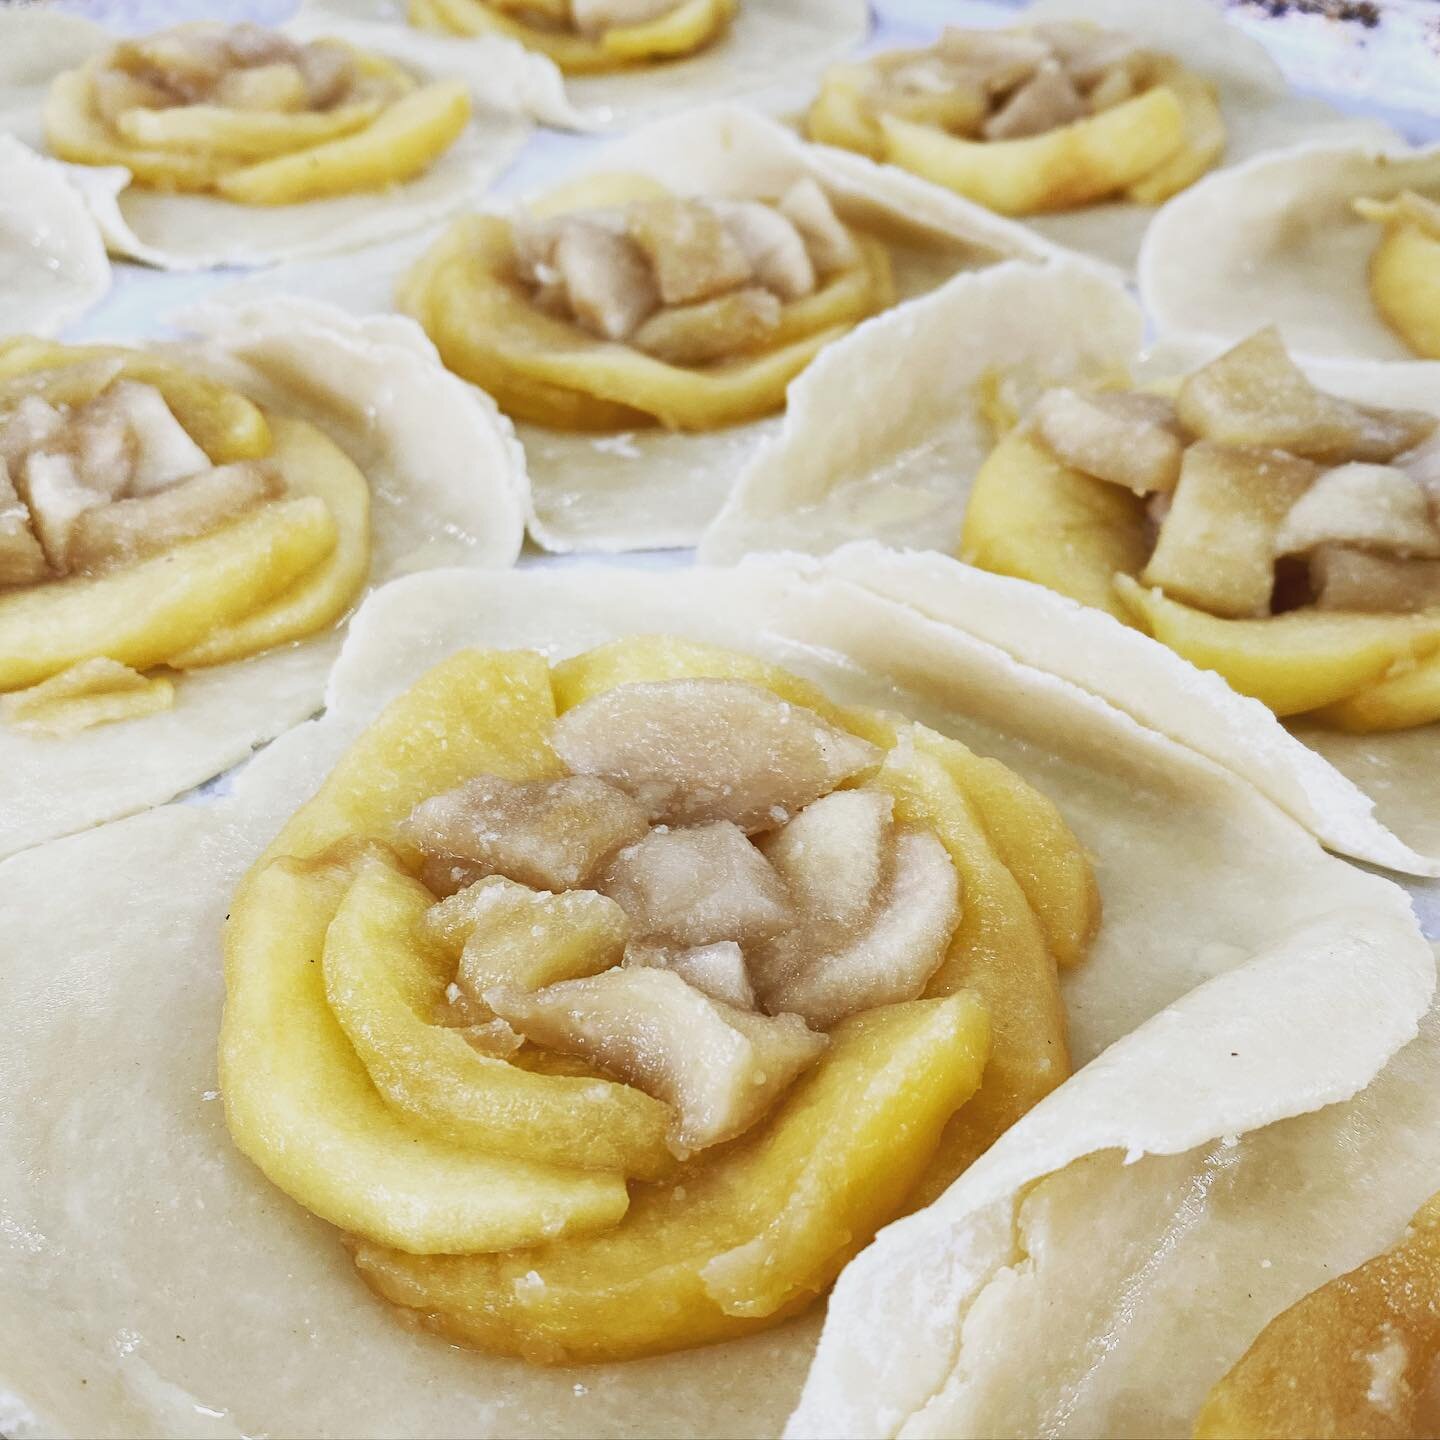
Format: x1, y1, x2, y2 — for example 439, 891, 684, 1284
0, 135, 109, 338
217, 104, 1077, 552
0, 554, 1430, 1439
0, 8, 530, 270
0, 301, 527, 860
310, 0, 869, 129
1141, 139, 1440, 361
793, 948, 1440, 1440
701, 261, 1440, 876
1008, 0, 1396, 271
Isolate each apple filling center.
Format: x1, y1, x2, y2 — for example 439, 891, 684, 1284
404, 677, 962, 1156
90, 24, 380, 129
1029, 329, 1440, 618
841, 22, 1174, 144
0, 373, 280, 589
509, 183, 861, 367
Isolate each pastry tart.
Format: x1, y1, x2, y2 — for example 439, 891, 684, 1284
0, 137, 109, 339
408, 0, 736, 74
400, 172, 896, 433
0, 8, 535, 269
703, 260, 1440, 876
800, 0, 1390, 271
0, 301, 526, 860
320, 0, 871, 128
46, 21, 471, 205
1142, 139, 1440, 363
1, 553, 1426, 1437
807, 19, 1223, 216
373, 104, 1066, 551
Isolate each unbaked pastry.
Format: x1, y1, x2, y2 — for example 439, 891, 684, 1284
0, 552, 1428, 1437
0, 300, 527, 860
701, 260, 1440, 874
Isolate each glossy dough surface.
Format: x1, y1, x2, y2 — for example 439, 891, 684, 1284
0, 300, 526, 860
0, 554, 1430, 1437
0, 136, 109, 337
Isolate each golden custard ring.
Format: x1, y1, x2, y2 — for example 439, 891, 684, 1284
0, 339, 370, 702
44, 22, 471, 205
959, 332, 1440, 734
806, 26, 1223, 216
220, 635, 1100, 1363
409, 0, 736, 75
398, 174, 895, 433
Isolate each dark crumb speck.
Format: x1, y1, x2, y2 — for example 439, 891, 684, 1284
1231, 0, 1381, 26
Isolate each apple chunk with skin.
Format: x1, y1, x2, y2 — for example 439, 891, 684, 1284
487, 966, 826, 1153
551, 677, 881, 833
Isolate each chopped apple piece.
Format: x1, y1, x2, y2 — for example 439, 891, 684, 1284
215, 60, 308, 112
754, 828, 960, 1029
982, 61, 1085, 141
547, 217, 659, 342
487, 966, 825, 1153
109, 380, 211, 494
935, 28, 1049, 92
551, 678, 881, 832
1032, 386, 1185, 495
1311, 546, 1440, 613
627, 196, 753, 306
352, 991, 988, 1361
1142, 442, 1317, 618
65, 461, 281, 573
758, 788, 893, 935
624, 939, 756, 1010
713, 201, 816, 301
434, 876, 629, 1001
404, 773, 650, 892
296, 39, 356, 109
1275, 462, 1440, 560
598, 821, 793, 948
631, 287, 781, 366
0, 462, 48, 586
0, 394, 65, 467
775, 178, 859, 275
67, 389, 135, 497
14, 451, 106, 571
1176, 328, 1437, 464
874, 55, 988, 136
